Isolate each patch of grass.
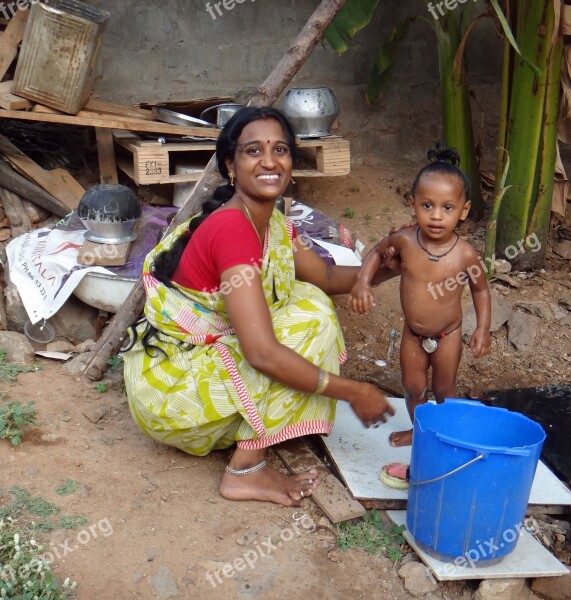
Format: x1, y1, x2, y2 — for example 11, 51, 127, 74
350, 184, 361, 193
95, 383, 108, 393
363, 213, 372, 225
342, 207, 355, 218
55, 480, 78, 497
336, 510, 406, 561
0, 400, 36, 446
57, 515, 88, 530
0, 349, 35, 383
369, 234, 378, 243
0, 486, 59, 521
106, 354, 122, 369
0, 517, 76, 598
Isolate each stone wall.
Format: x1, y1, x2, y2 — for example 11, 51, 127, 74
89, 0, 503, 165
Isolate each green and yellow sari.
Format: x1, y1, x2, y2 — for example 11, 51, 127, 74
123, 209, 346, 455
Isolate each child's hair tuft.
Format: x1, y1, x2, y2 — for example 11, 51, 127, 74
412, 141, 471, 202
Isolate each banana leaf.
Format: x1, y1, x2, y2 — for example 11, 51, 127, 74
324, 0, 380, 54
366, 17, 416, 105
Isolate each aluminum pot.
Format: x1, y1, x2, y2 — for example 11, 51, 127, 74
280, 87, 339, 137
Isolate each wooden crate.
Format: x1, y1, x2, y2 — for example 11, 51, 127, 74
114, 131, 350, 185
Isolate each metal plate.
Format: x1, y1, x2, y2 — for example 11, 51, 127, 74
152, 107, 215, 128
83, 231, 138, 244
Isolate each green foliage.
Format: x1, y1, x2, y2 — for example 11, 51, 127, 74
95, 383, 108, 394
0, 401, 36, 446
336, 510, 406, 561
342, 208, 355, 218
57, 515, 88, 530
0, 350, 34, 384
106, 355, 122, 369
363, 213, 372, 224
55, 480, 78, 497
324, 0, 380, 54
0, 487, 59, 521
369, 234, 378, 243
0, 517, 76, 599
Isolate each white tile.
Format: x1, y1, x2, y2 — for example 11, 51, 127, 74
323, 399, 571, 506
386, 510, 569, 580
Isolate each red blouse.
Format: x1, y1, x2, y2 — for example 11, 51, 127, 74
172, 209, 264, 293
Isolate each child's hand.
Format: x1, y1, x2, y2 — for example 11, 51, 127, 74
348, 281, 374, 314
469, 328, 492, 358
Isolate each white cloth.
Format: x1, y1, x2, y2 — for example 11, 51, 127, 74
6, 228, 112, 324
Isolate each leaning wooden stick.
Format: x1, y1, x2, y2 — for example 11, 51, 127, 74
82, 0, 347, 380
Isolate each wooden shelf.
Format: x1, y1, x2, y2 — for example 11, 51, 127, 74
113, 131, 350, 185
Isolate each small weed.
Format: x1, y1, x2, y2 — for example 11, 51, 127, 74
336, 510, 406, 561
0, 400, 36, 446
58, 515, 88, 530
350, 184, 361, 193
369, 234, 378, 243
106, 355, 122, 369
383, 205, 391, 213
24, 495, 60, 518
0, 516, 76, 598
96, 383, 108, 393
0, 349, 35, 383
55, 480, 78, 497
343, 208, 355, 218
363, 213, 372, 225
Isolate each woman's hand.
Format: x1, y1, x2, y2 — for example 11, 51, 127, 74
347, 382, 395, 428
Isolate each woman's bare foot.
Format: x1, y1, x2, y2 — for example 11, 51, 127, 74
219, 465, 319, 506
389, 429, 413, 447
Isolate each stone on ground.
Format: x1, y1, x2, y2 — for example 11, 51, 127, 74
474, 578, 526, 600
0, 330, 35, 366
398, 560, 438, 596
531, 572, 571, 600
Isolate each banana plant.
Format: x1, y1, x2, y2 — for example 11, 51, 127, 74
491, 0, 563, 268
325, 0, 486, 219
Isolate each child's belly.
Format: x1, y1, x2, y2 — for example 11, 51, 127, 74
400, 277, 464, 337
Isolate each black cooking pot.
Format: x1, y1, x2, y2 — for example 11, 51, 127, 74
78, 184, 141, 244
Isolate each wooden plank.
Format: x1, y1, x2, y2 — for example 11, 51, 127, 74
95, 128, 118, 184
274, 439, 365, 523
0, 158, 70, 217
0, 134, 82, 210
0, 81, 32, 110
84, 99, 154, 120
77, 240, 132, 266
0, 186, 31, 237
0, 11, 28, 81
0, 108, 220, 137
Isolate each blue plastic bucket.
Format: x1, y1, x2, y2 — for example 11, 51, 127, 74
406, 399, 545, 565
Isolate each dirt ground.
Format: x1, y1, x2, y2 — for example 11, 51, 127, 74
2, 163, 570, 599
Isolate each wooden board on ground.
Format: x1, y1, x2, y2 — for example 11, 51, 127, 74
0, 107, 220, 137
77, 240, 132, 267
114, 131, 351, 185
0, 11, 28, 81
274, 438, 365, 523
0, 134, 84, 210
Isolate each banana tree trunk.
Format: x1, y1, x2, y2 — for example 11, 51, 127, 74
434, 14, 485, 220
495, 0, 561, 267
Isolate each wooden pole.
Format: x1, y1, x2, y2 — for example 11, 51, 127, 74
83, 0, 347, 380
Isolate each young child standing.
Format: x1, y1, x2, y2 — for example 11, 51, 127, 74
349, 145, 492, 447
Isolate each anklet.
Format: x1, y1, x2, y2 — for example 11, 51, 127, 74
224, 460, 268, 476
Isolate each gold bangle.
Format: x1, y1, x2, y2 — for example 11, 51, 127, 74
315, 369, 330, 395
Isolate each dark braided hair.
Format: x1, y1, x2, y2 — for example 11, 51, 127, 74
125, 107, 297, 356
411, 141, 471, 202
151, 106, 297, 287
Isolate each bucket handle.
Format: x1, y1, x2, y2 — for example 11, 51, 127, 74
408, 453, 485, 486
436, 432, 532, 457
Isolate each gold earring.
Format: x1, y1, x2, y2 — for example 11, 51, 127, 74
229, 172, 234, 186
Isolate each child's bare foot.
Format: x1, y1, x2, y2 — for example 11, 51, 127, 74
219, 465, 319, 506
389, 429, 413, 447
